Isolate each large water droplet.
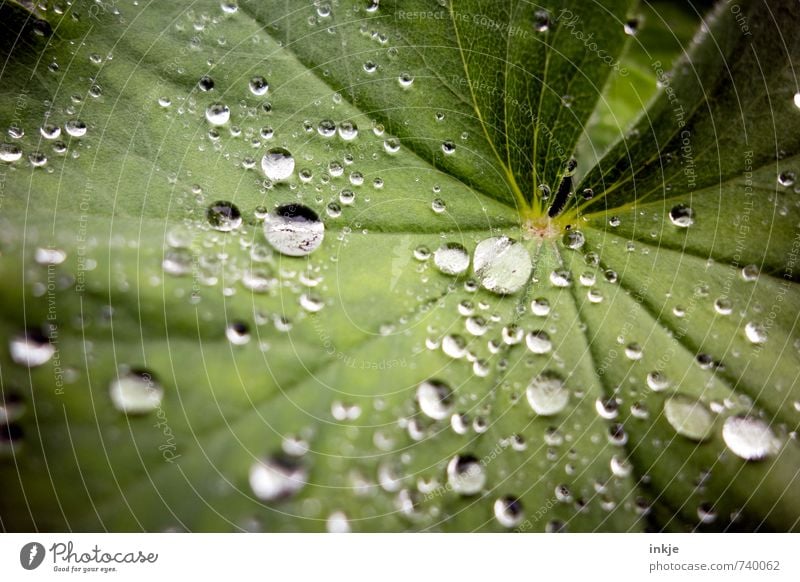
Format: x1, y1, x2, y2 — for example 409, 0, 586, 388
663, 395, 714, 441
433, 243, 469, 276
261, 147, 295, 181
263, 204, 325, 257
525, 330, 552, 354
446, 454, 486, 496
472, 236, 532, 295
416, 379, 454, 420
0, 143, 22, 162
249, 454, 308, 500
722, 416, 781, 461
526, 371, 569, 416
109, 368, 164, 415
744, 321, 767, 345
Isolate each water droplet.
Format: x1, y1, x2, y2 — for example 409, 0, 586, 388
562, 230, 585, 250
431, 198, 447, 214
533, 9, 550, 32
646, 371, 670, 392
433, 243, 469, 276
669, 204, 694, 227
300, 293, 325, 313
198, 75, 215, 91
337, 120, 359, 141
64, 119, 87, 137
624, 18, 639, 36
446, 455, 486, 496
326, 511, 351, 533
501, 324, 524, 345
714, 297, 733, 315
317, 119, 336, 137
465, 316, 488, 337
261, 147, 295, 181
531, 298, 550, 316
663, 395, 714, 441
778, 171, 796, 187
263, 204, 325, 257
398, 72, 414, 87
722, 416, 781, 461
249, 454, 307, 500
494, 496, 524, 528
9, 328, 54, 367
416, 379, 454, 420
525, 330, 552, 354
441, 334, 467, 359
40, 124, 61, 140
441, 140, 456, 155
205, 102, 230, 125
741, 264, 759, 282
225, 321, 250, 345
0, 392, 24, 424
744, 321, 767, 345
35, 247, 67, 265
473, 236, 532, 295
109, 368, 164, 414
0, 143, 22, 162
206, 200, 242, 232
526, 371, 569, 416
624, 343, 643, 360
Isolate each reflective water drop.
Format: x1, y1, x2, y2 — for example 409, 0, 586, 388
501, 324, 524, 345
562, 230, 585, 250
64, 119, 87, 137
525, 330, 552, 354
431, 198, 447, 214
433, 243, 469, 276
494, 496, 524, 528
205, 102, 230, 125
778, 171, 796, 187
441, 334, 467, 359
722, 416, 781, 461
0, 143, 22, 162
249, 454, 307, 500
206, 200, 242, 232
669, 204, 694, 227
526, 371, 569, 416
40, 124, 61, 140
533, 9, 550, 32
398, 72, 414, 87
646, 371, 670, 392
623, 18, 639, 36
9, 328, 54, 367
338, 120, 358, 141
465, 316, 488, 337
663, 395, 714, 442
261, 147, 295, 181
225, 321, 250, 345
326, 511, 351, 533
300, 293, 324, 312
249, 75, 269, 96
446, 455, 486, 496
0, 392, 24, 424
531, 297, 550, 316
741, 264, 759, 282
35, 247, 67, 265
549, 269, 571, 287
109, 368, 164, 415
624, 343, 643, 360
317, 119, 337, 137
473, 236, 532, 295
162, 248, 194, 276
441, 140, 456, 155
416, 379, 454, 420
714, 297, 733, 315
264, 204, 324, 257
744, 321, 767, 344
198, 75, 215, 91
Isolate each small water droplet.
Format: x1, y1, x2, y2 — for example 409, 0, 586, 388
337, 120, 359, 141
206, 200, 242, 232
249, 75, 269, 96
109, 368, 164, 414
9, 328, 54, 367
64, 119, 87, 137
494, 496, 524, 528
669, 204, 694, 227
225, 321, 250, 345
525, 330, 552, 354
205, 102, 230, 125
249, 454, 307, 500
446, 455, 486, 496
0, 143, 22, 162
744, 321, 767, 345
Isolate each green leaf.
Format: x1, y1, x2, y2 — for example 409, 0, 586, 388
1, 0, 798, 533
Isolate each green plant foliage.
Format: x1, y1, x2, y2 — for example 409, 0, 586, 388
0, 0, 798, 532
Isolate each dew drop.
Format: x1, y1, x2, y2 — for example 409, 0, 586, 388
646, 371, 670, 392
64, 119, 87, 137
777, 171, 796, 187
337, 120, 358, 141
446, 455, 486, 496
109, 368, 164, 415
431, 198, 447, 214
197, 75, 215, 91
9, 328, 54, 367
249, 454, 308, 500
526, 371, 569, 416
206, 200, 242, 232
663, 395, 714, 442
531, 297, 550, 316
249, 75, 269, 96
722, 416, 781, 461
533, 9, 550, 32
744, 321, 767, 345
741, 264, 759, 282
0, 143, 22, 162
525, 330, 552, 354
205, 102, 230, 125
225, 321, 251, 345
263, 204, 325, 257
494, 496, 524, 528
433, 243, 470, 276
669, 204, 694, 227
473, 236, 532, 295
261, 147, 295, 181
416, 379, 454, 420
